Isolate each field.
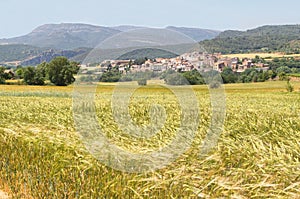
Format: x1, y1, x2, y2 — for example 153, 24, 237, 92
0, 81, 300, 198
222, 52, 300, 59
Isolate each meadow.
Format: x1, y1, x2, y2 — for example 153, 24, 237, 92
0, 81, 300, 198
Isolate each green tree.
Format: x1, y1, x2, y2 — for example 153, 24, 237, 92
134, 57, 147, 65
278, 72, 288, 81
15, 67, 25, 79
100, 69, 121, 82
47, 57, 80, 86
182, 70, 205, 85
160, 69, 176, 80
23, 67, 35, 85
0, 67, 5, 84
267, 70, 277, 79
221, 67, 237, 83
276, 66, 292, 74
23, 67, 45, 85
165, 73, 189, 85
36, 62, 48, 78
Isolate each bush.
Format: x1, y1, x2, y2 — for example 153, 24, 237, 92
182, 70, 205, 85
119, 76, 133, 82
286, 79, 294, 92
137, 78, 147, 86
165, 73, 189, 85
0, 77, 5, 84
209, 81, 221, 89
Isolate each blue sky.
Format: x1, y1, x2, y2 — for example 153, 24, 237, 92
1, 0, 300, 38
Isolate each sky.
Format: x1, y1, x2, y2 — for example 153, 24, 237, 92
1, 0, 300, 38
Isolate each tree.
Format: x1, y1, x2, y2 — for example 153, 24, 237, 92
0, 67, 5, 84
182, 70, 205, 85
36, 62, 48, 78
134, 57, 147, 65
160, 69, 176, 80
23, 67, 45, 85
221, 67, 237, 83
267, 70, 277, 79
23, 67, 35, 85
47, 57, 80, 86
278, 72, 289, 81
100, 69, 121, 82
15, 67, 25, 79
276, 66, 292, 74
165, 73, 189, 85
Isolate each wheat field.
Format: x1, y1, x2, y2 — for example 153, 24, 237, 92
0, 81, 300, 198
222, 53, 300, 59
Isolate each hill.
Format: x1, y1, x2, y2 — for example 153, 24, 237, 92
0, 44, 91, 66
0, 23, 121, 49
0, 44, 47, 63
0, 23, 220, 50
0, 23, 220, 65
166, 26, 220, 41
20, 48, 91, 66
111, 25, 145, 32
117, 48, 178, 60
4, 24, 300, 65
200, 25, 300, 54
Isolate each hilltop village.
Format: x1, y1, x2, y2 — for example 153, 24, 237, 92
89, 52, 270, 74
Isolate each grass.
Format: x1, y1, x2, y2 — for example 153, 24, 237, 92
0, 81, 300, 198
290, 73, 300, 78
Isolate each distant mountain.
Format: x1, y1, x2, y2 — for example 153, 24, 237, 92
0, 23, 121, 49
218, 25, 300, 38
0, 44, 91, 66
0, 23, 221, 65
166, 26, 220, 41
4, 23, 300, 65
0, 44, 47, 63
0, 23, 220, 50
200, 25, 300, 54
20, 48, 91, 66
111, 25, 145, 32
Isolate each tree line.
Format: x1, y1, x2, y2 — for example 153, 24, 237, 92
0, 57, 80, 86
1, 55, 300, 86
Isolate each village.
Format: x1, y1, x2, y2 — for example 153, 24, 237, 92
92, 52, 270, 74
1, 52, 271, 80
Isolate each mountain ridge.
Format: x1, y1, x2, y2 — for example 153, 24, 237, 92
0, 23, 121, 49
2, 23, 300, 66
0, 23, 221, 65
0, 23, 220, 49
201, 24, 300, 54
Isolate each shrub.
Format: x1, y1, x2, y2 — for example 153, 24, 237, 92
286, 79, 294, 92
209, 81, 221, 89
137, 78, 147, 86
165, 73, 189, 85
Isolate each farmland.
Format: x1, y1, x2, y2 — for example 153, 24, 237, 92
0, 81, 300, 198
222, 52, 300, 59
